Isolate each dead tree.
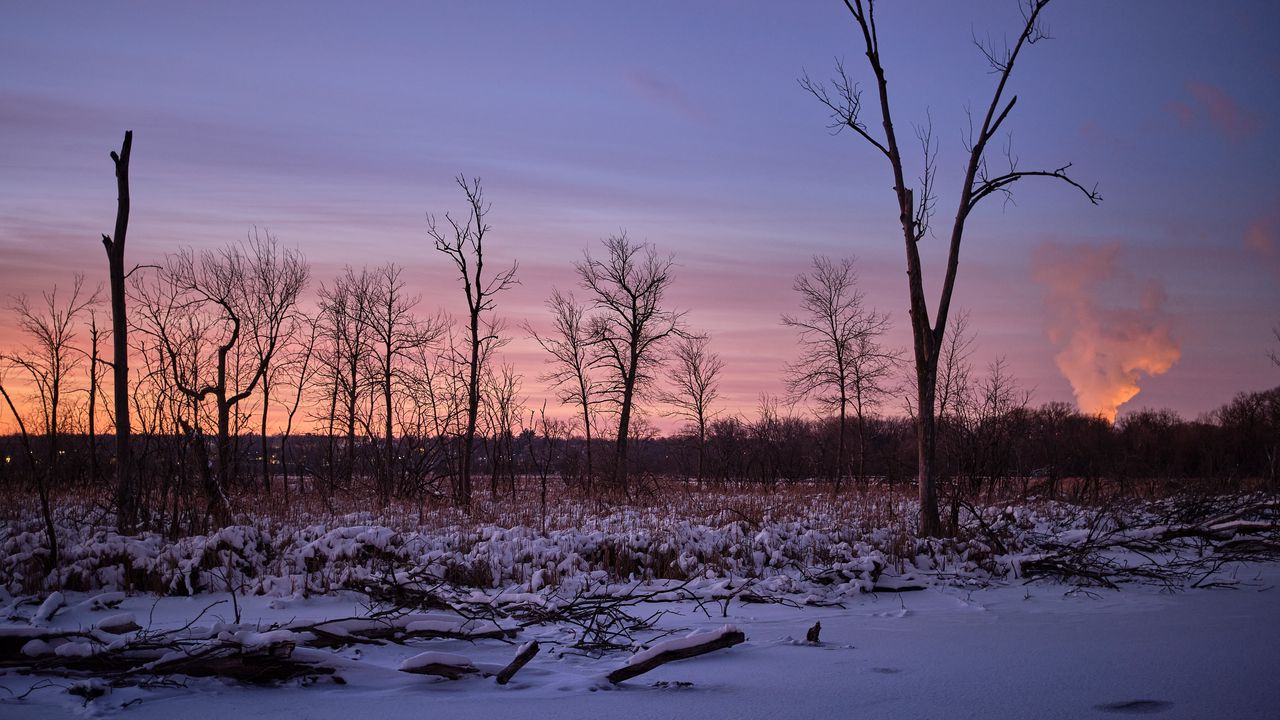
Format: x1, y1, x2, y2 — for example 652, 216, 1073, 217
782, 256, 895, 491
802, 0, 1099, 534
659, 333, 725, 484
101, 130, 135, 533
428, 176, 518, 507
525, 289, 599, 490
576, 234, 684, 495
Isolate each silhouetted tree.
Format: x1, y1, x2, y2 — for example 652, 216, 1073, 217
576, 234, 684, 495
526, 289, 599, 490
317, 266, 374, 490
660, 334, 724, 483
782, 256, 896, 491
134, 232, 307, 524
428, 176, 518, 507
101, 130, 134, 532
802, 0, 1099, 534
4, 275, 98, 486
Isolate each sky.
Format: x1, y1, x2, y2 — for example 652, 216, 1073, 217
1, 0, 1278, 432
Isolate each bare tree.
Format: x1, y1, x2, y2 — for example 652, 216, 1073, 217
86, 311, 106, 484
1270, 323, 1279, 368
133, 232, 307, 524
482, 362, 523, 499
4, 275, 99, 486
428, 176, 518, 507
525, 289, 599, 490
801, 0, 1099, 534
360, 263, 443, 502
576, 234, 684, 495
659, 333, 724, 484
101, 130, 135, 532
275, 310, 320, 503
782, 256, 896, 491
317, 266, 375, 490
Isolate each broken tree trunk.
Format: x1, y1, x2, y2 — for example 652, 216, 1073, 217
606, 626, 745, 684
495, 640, 539, 685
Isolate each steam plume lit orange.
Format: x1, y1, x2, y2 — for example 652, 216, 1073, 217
1033, 242, 1180, 423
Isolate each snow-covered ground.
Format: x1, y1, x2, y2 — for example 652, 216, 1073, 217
2, 493, 1276, 718
3, 564, 1277, 720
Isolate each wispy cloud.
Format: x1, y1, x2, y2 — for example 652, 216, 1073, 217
1245, 207, 1280, 275
1165, 80, 1262, 143
624, 68, 709, 125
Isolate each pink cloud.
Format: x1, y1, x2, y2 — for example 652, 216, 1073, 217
1167, 80, 1263, 142
624, 68, 709, 125
1245, 210, 1280, 276
1162, 100, 1196, 128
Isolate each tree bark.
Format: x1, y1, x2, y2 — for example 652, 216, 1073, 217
102, 130, 134, 534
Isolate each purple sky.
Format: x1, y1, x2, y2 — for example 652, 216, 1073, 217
2, 0, 1278, 427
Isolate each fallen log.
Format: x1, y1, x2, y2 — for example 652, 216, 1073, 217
398, 651, 479, 680
606, 626, 745, 684
495, 640, 539, 685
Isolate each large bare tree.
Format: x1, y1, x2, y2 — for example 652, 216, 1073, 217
576, 234, 684, 495
782, 256, 895, 490
101, 130, 134, 532
429, 176, 518, 507
802, 0, 1099, 534
134, 232, 307, 523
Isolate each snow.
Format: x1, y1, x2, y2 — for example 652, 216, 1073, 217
625, 625, 741, 666
398, 650, 476, 672
92, 612, 138, 634
31, 591, 63, 624
0, 494, 1276, 717
0, 564, 1276, 719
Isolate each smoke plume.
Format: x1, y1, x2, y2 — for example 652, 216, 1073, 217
1033, 242, 1180, 423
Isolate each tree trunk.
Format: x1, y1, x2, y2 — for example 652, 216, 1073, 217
460, 314, 481, 507
102, 130, 133, 533
581, 398, 593, 493
615, 382, 633, 497
88, 323, 100, 485
836, 397, 847, 494
261, 372, 271, 493
916, 361, 941, 537
383, 357, 394, 503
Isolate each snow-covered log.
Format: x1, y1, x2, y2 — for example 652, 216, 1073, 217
495, 640, 539, 685
606, 625, 745, 684
398, 651, 479, 680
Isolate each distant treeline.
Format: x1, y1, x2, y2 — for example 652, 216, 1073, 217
3, 385, 1276, 523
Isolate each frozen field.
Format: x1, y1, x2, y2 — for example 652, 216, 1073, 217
2, 493, 1277, 719
2, 565, 1277, 720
